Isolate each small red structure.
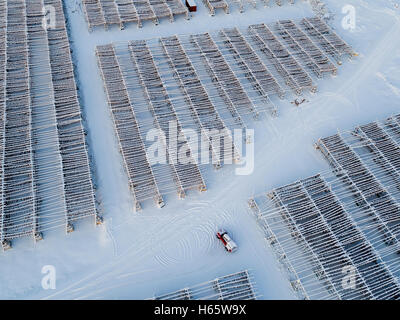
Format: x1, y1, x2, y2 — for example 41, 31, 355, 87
185, 0, 197, 12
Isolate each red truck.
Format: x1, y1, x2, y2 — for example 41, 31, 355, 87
217, 229, 238, 253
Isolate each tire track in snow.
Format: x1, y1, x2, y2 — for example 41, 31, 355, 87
41, 200, 227, 299
152, 218, 217, 268
151, 202, 232, 270
86, 201, 233, 296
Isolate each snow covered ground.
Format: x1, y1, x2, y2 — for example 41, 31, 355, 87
0, 0, 400, 299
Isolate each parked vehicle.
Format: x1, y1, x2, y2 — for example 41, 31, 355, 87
217, 229, 238, 253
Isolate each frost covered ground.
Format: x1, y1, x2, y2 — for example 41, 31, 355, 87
0, 0, 400, 299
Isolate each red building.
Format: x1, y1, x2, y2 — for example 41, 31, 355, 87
185, 0, 197, 12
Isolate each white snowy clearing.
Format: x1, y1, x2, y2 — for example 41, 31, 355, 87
0, 0, 399, 299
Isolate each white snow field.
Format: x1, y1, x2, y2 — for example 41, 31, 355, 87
1, 0, 400, 299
